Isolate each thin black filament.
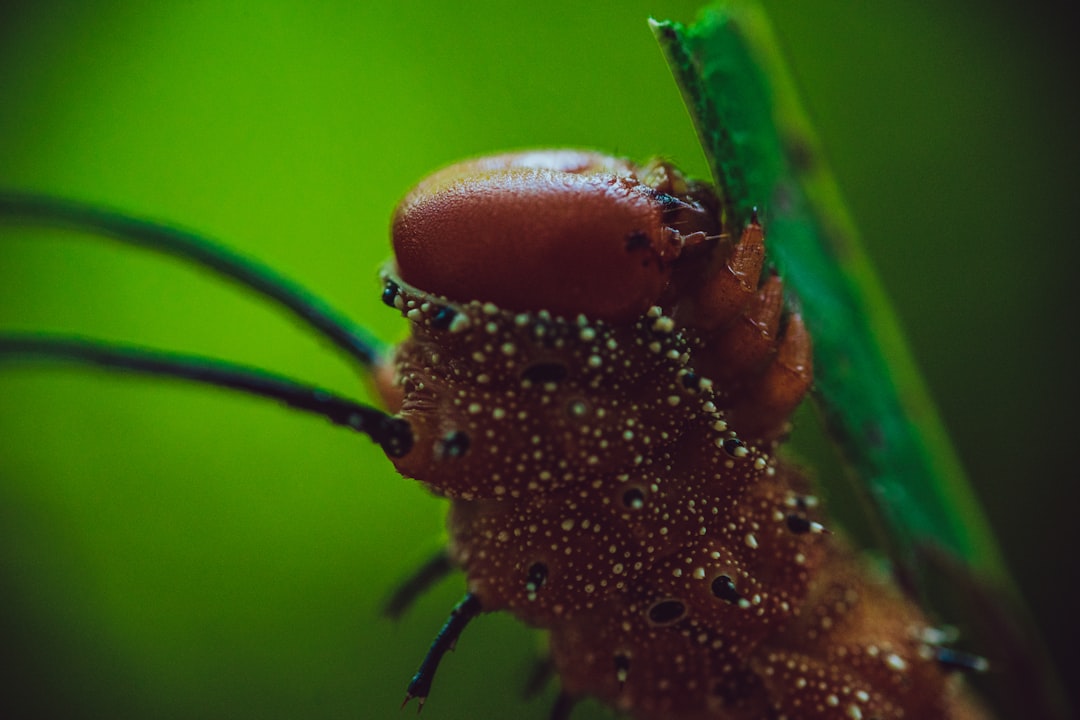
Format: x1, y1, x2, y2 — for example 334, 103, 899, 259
0, 333, 411, 457
0, 192, 385, 368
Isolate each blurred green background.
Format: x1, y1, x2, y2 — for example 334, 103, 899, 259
1, 1, 1074, 718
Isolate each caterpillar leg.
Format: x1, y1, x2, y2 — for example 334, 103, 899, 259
382, 550, 454, 620
402, 592, 483, 711
521, 655, 555, 699
520, 657, 578, 720
549, 690, 578, 720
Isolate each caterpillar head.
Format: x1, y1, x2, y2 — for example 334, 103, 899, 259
390, 149, 722, 322
379, 151, 811, 504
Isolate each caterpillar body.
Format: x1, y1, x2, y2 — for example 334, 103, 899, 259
0, 149, 990, 719
377, 150, 988, 719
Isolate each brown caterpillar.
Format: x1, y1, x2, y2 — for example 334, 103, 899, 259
376, 150, 989, 719
0, 149, 991, 719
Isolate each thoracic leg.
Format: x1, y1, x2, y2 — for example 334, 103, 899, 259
402, 592, 483, 710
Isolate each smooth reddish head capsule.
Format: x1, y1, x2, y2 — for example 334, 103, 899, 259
391, 150, 720, 322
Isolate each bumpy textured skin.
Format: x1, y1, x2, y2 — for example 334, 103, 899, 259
381, 151, 987, 719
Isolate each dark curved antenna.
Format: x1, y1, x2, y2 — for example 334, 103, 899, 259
0, 334, 412, 458
0, 192, 386, 368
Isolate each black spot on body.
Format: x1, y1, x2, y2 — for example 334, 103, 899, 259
647, 599, 687, 625
711, 669, 764, 707
522, 362, 568, 384
614, 653, 631, 686
430, 305, 457, 330
437, 430, 470, 459
935, 647, 988, 674
711, 575, 743, 604
785, 514, 812, 534
722, 437, 745, 456
621, 487, 645, 509
680, 371, 701, 390
526, 562, 548, 590
381, 280, 399, 307
625, 231, 650, 252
